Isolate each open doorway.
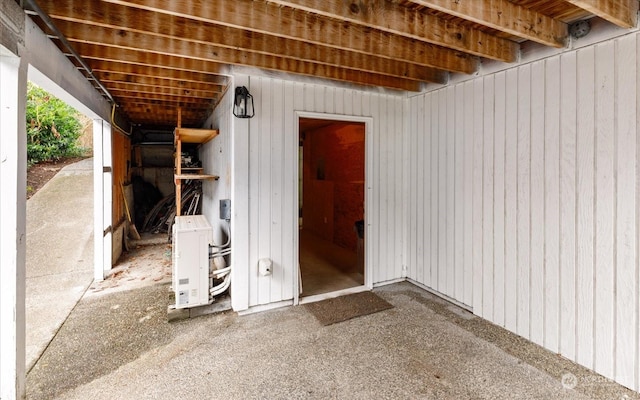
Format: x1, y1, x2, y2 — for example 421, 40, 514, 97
298, 118, 365, 299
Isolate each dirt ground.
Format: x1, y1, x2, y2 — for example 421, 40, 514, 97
86, 241, 173, 298
27, 157, 88, 199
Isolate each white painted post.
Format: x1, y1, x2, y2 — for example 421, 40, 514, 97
92, 119, 113, 281
93, 120, 105, 281
0, 52, 28, 400
102, 123, 113, 277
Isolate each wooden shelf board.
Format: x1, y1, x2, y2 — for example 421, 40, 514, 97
174, 128, 219, 144
175, 174, 219, 180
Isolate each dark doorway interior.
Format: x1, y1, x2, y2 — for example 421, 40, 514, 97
299, 118, 365, 297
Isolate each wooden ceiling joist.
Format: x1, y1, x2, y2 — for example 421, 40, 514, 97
565, 0, 639, 28
125, 107, 208, 116
408, 0, 568, 47
101, 0, 480, 73
99, 75, 224, 94
128, 118, 200, 127
92, 63, 228, 86
105, 82, 218, 99
265, 0, 518, 61
109, 91, 217, 106
122, 103, 212, 115
127, 108, 207, 118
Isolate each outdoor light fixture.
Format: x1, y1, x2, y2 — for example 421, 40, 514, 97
233, 86, 254, 118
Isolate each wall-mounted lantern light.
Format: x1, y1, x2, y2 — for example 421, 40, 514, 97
233, 86, 254, 118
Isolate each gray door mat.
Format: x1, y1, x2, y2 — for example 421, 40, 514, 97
304, 291, 393, 326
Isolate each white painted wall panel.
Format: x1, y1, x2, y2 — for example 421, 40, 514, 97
503, 69, 518, 333
462, 83, 474, 308
454, 85, 464, 302
230, 76, 251, 311
559, 51, 577, 362
446, 87, 455, 297
423, 94, 433, 289
202, 87, 232, 248
530, 61, 545, 347
594, 41, 615, 379
439, 90, 448, 294
430, 93, 440, 288
614, 35, 638, 390
370, 93, 382, 284
576, 47, 595, 369
257, 79, 273, 305
516, 64, 531, 340
407, 98, 417, 282
406, 32, 640, 392
543, 57, 560, 354
472, 82, 484, 313
390, 97, 403, 281
483, 76, 494, 320
396, 98, 407, 281
282, 81, 296, 301
493, 72, 506, 328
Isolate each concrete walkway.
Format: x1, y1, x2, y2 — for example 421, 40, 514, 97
25, 158, 94, 371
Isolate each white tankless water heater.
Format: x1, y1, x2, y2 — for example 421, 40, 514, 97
172, 215, 212, 309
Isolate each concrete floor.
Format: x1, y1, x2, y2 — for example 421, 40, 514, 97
25, 158, 95, 372
26, 280, 639, 400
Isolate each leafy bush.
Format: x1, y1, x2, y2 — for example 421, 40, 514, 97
26, 83, 85, 164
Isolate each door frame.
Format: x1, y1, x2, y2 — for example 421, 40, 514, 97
293, 111, 374, 305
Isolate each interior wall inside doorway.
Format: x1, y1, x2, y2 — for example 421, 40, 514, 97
300, 121, 365, 251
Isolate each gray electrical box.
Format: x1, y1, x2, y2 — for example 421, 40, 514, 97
220, 199, 231, 220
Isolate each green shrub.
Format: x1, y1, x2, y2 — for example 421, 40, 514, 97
26, 83, 85, 164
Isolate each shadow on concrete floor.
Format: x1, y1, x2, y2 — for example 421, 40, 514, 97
27, 240, 180, 400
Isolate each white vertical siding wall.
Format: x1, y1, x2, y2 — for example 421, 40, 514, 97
202, 89, 232, 245
233, 76, 406, 308
406, 86, 477, 307
406, 33, 640, 391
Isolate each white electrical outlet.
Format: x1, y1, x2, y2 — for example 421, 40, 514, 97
258, 258, 273, 276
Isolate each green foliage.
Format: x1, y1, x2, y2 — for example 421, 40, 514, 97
26, 83, 85, 164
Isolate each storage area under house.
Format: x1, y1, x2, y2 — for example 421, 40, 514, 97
119, 109, 231, 314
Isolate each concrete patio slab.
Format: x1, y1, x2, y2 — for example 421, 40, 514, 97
26, 281, 640, 400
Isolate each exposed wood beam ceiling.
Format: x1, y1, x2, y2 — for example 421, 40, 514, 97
25, 0, 638, 130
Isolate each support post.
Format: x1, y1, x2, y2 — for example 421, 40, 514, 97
0, 52, 28, 400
